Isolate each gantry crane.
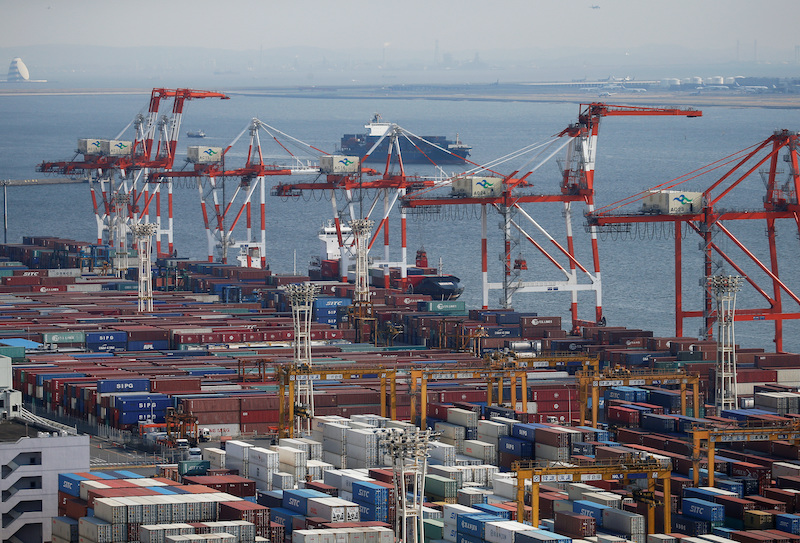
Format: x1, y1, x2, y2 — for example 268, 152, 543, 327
165, 406, 199, 447
38, 88, 229, 262
689, 419, 800, 487
587, 129, 800, 351
270, 120, 458, 289
514, 455, 673, 532
152, 118, 320, 266
576, 367, 701, 428
274, 365, 398, 438
402, 103, 702, 332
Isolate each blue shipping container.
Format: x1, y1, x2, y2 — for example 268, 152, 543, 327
58, 473, 86, 498
314, 297, 352, 309
456, 514, 503, 539
473, 503, 512, 520
682, 488, 724, 501
357, 501, 388, 522
776, 514, 800, 535
97, 378, 151, 394
511, 423, 539, 442
269, 507, 304, 534
282, 488, 329, 515
127, 340, 169, 351
352, 481, 389, 504
499, 436, 534, 457
682, 498, 725, 522
85, 331, 128, 344
573, 500, 610, 526
672, 513, 709, 536
86, 341, 127, 352
458, 533, 486, 543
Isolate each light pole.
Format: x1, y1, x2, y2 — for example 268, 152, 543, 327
2, 180, 8, 244
707, 275, 743, 411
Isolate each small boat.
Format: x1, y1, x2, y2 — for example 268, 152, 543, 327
186, 130, 206, 138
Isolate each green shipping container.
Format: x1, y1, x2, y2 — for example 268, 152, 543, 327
43, 331, 85, 344
421, 300, 466, 313
423, 519, 444, 541
425, 474, 458, 499
178, 460, 210, 476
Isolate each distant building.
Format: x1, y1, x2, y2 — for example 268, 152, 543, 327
0, 356, 89, 543
7, 58, 29, 81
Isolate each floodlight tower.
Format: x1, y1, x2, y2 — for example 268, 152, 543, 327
349, 218, 377, 343
132, 223, 158, 312
707, 275, 743, 411
285, 282, 321, 435
380, 427, 439, 543
112, 193, 130, 275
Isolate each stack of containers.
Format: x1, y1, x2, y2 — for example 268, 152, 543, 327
602, 508, 646, 543
477, 420, 508, 448
485, 520, 538, 543
442, 504, 481, 542
225, 440, 254, 478
322, 421, 349, 468
346, 427, 381, 468
436, 421, 468, 454
273, 445, 308, 483
448, 407, 478, 438
463, 440, 497, 465
534, 427, 571, 462
352, 480, 390, 523
429, 441, 457, 466
247, 446, 280, 491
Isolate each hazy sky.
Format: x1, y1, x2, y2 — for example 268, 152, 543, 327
2, 0, 798, 57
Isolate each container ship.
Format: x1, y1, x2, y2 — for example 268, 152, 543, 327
4, 237, 800, 543
340, 114, 471, 164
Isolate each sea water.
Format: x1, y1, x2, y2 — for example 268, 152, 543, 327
0, 90, 799, 353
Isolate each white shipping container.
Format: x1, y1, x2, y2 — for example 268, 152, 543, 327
274, 445, 308, 466
307, 497, 348, 522
485, 520, 534, 543
101, 139, 133, 156
642, 190, 703, 214
429, 441, 457, 466
584, 491, 622, 508
203, 447, 227, 469
324, 422, 350, 442
323, 450, 347, 468
534, 442, 569, 461
249, 446, 280, 468
93, 497, 127, 524
297, 437, 325, 460
187, 146, 224, 163
463, 440, 496, 463
347, 428, 379, 448
78, 138, 104, 155
442, 504, 480, 524
477, 420, 509, 437
443, 524, 459, 542
492, 476, 518, 499
567, 482, 599, 501
772, 461, 800, 479
80, 479, 110, 501
435, 421, 467, 440
647, 535, 677, 543
447, 407, 478, 428
79, 517, 113, 543
451, 176, 504, 198
320, 155, 360, 174
226, 440, 254, 460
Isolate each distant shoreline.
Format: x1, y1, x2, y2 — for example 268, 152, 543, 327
2, 178, 85, 186
0, 85, 798, 109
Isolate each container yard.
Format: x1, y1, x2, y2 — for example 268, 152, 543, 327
7, 89, 800, 543
2, 234, 800, 543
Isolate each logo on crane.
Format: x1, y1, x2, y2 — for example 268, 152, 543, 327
203, 148, 219, 157
114, 142, 129, 150
338, 157, 354, 166
673, 194, 694, 205
476, 179, 494, 189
